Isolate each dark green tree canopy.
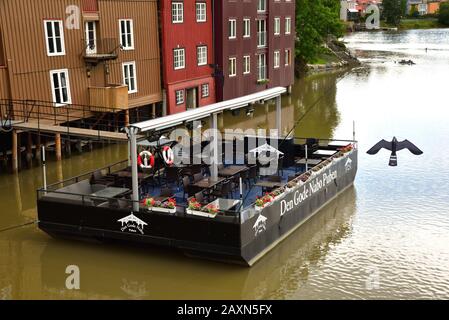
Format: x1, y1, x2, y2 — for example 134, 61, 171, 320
439, 2, 449, 26
382, 0, 407, 26
295, 0, 343, 65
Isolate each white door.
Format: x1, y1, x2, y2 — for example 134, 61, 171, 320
85, 21, 97, 55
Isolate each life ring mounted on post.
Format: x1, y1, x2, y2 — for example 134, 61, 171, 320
138, 150, 155, 169
162, 146, 175, 166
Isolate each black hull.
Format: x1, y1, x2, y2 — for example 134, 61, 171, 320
38, 150, 358, 266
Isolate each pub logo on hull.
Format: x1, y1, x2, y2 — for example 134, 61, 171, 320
345, 158, 353, 172
253, 214, 268, 237
118, 214, 148, 235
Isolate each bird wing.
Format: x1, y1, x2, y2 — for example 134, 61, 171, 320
367, 139, 391, 155
397, 140, 423, 155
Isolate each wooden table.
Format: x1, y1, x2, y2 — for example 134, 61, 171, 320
192, 177, 225, 190
295, 158, 322, 166
313, 150, 338, 157
91, 187, 130, 199
218, 166, 248, 178
255, 181, 283, 191
208, 199, 242, 211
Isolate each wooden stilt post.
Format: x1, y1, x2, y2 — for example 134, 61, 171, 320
26, 132, 33, 167
11, 130, 18, 172
55, 133, 62, 161
36, 134, 42, 164
152, 103, 156, 119
125, 110, 130, 127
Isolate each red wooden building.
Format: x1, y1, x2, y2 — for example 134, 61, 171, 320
160, 0, 216, 115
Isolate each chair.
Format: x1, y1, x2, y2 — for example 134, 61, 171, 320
193, 173, 204, 183
267, 175, 282, 183
247, 165, 258, 185
212, 180, 232, 199
194, 191, 205, 205
90, 170, 115, 186
160, 187, 174, 198
165, 167, 180, 186
182, 176, 191, 199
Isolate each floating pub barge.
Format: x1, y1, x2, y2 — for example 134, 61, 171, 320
37, 88, 358, 266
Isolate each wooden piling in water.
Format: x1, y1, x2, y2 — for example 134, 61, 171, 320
11, 130, 18, 172
125, 110, 130, 127
55, 133, 62, 161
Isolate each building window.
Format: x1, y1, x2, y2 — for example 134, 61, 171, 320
50, 69, 71, 106
257, 53, 266, 81
175, 90, 185, 105
228, 19, 236, 39
285, 17, 292, 35
243, 55, 250, 74
44, 20, 65, 56
119, 19, 134, 50
257, 0, 266, 13
85, 21, 97, 55
229, 57, 236, 77
197, 46, 207, 66
172, 2, 184, 23
243, 18, 251, 38
196, 2, 207, 22
201, 84, 209, 98
274, 17, 281, 36
122, 62, 137, 94
274, 51, 280, 69
174, 48, 185, 70
257, 19, 267, 48
285, 49, 291, 66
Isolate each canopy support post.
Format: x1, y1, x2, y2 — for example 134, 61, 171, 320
210, 113, 219, 181
127, 127, 140, 212
276, 95, 282, 137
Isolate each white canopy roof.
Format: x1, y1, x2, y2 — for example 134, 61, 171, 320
130, 87, 287, 133
249, 143, 284, 155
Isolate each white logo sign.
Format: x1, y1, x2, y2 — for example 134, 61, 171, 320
118, 214, 148, 235
65, 265, 80, 290
345, 158, 353, 172
365, 4, 380, 30
253, 214, 268, 237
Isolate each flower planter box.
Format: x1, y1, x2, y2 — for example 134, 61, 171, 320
186, 209, 218, 218
149, 207, 177, 214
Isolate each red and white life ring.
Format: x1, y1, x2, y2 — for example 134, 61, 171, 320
162, 146, 175, 166
138, 151, 155, 169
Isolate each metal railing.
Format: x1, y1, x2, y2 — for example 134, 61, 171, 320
82, 38, 121, 59
0, 99, 129, 139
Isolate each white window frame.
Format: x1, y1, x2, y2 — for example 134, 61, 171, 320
257, 53, 266, 81
122, 61, 138, 94
85, 21, 97, 55
174, 48, 185, 70
196, 2, 207, 22
201, 83, 209, 98
285, 17, 292, 35
175, 90, 185, 105
229, 57, 237, 77
257, 19, 267, 48
197, 46, 208, 66
243, 55, 251, 74
49, 69, 72, 106
274, 51, 280, 69
285, 49, 291, 66
119, 19, 134, 50
229, 19, 237, 39
243, 18, 251, 38
274, 17, 281, 36
44, 20, 66, 56
257, 0, 267, 13
172, 2, 184, 24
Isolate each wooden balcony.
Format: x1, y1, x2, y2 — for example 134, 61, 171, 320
83, 39, 120, 65
89, 84, 129, 112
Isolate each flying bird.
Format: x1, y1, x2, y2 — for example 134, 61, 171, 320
367, 137, 423, 167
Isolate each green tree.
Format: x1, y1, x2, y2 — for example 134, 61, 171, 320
438, 2, 449, 26
382, 0, 407, 26
295, 0, 343, 66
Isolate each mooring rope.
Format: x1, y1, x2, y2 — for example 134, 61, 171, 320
0, 221, 37, 234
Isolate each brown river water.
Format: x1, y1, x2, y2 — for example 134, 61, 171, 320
1, 29, 449, 299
